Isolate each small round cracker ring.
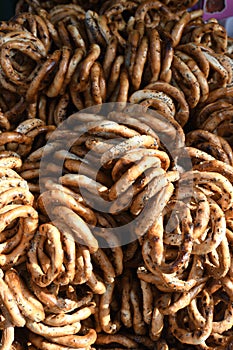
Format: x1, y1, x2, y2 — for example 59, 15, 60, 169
52, 206, 98, 253
201, 106, 233, 133
95, 333, 138, 348
134, 0, 173, 23
14, 12, 51, 54
131, 36, 149, 91
44, 303, 95, 327
4, 268, 45, 322
27, 223, 64, 288
191, 22, 227, 53
0, 321, 15, 350
107, 55, 124, 99
203, 52, 229, 90
149, 28, 161, 82
0, 40, 44, 86
130, 89, 176, 117
99, 281, 121, 334
85, 10, 106, 47
181, 169, 233, 211
0, 269, 25, 327
170, 11, 192, 48
172, 54, 201, 108
195, 100, 232, 128
145, 81, 189, 126
92, 248, 116, 283
90, 62, 106, 104
26, 50, 61, 103
44, 328, 97, 348
109, 155, 161, 201
175, 50, 209, 103
101, 134, 159, 169
169, 289, 213, 345
131, 170, 179, 216
0, 204, 38, 268
149, 200, 193, 273
103, 37, 118, 81
46, 46, 71, 98
0, 131, 31, 157
211, 281, 233, 334
49, 4, 85, 24
75, 43, 101, 93
177, 42, 210, 78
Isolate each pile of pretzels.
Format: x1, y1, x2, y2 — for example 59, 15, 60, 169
1, 0, 233, 349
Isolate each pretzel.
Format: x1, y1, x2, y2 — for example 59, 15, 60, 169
29, 333, 86, 350
120, 271, 132, 328
145, 81, 189, 126
26, 50, 61, 103
45, 328, 97, 348
109, 155, 161, 201
27, 223, 63, 287
150, 306, 164, 341
170, 290, 214, 345
103, 37, 118, 81
14, 12, 51, 54
191, 22, 227, 54
172, 54, 201, 108
85, 10, 106, 47
0, 320, 14, 350
0, 204, 38, 267
130, 279, 147, 335
99, 281, 120, 334
101, 134, 159, 169
87, 271, 106, 294
131, 170, 178, 215
49, 4, 85, 24
131, 36, 148, 90
0, 270, 25, 327
44, 304, 95, 327
95, 334, 138, 348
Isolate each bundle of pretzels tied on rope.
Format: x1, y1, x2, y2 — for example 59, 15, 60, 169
2, 0, 233, 349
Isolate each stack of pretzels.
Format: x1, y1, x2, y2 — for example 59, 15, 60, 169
1, 0, 233, 349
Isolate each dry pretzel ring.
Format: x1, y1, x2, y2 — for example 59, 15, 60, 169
174, 50, 209, 103
186, 129, 233, 165
74, 44, 101, 93
49, 4, 85, 24
4, 268, 45, 322
0, 204, 38, 268
44, 328, 97, 348
195, 100, 233, 128
145, 81, 189, 126
27, 223, 64, 287
180, 169, 233, 211
172, 53, 201, 109
26, 50, 61, 103
129, 89, 176, 119
51, 205, 98, 253
29, 281, 87, 315
0, 39, 45, 88
44, 303, 95, 327
169, 289, 214, 345
145, 200, 193, 274
14, 12, 51, 54
130, 278, 147, 335
148, 28, 161, 82
0, 269, 25, 327
38, 188, 97, 226
157, 280, 206, 316
191, 21, 227, 54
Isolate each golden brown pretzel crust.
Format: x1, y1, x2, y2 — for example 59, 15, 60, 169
0, 0, 233, 349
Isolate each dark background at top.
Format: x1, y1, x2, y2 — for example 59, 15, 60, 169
0, 1, 17, 21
